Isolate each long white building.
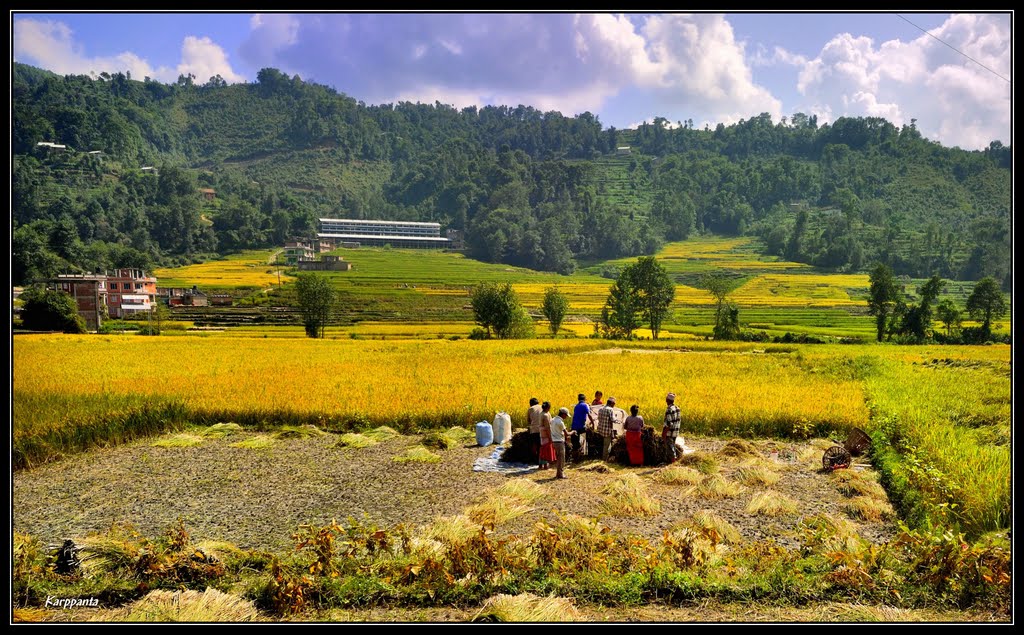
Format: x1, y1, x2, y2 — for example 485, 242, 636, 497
318, 218, 451, 248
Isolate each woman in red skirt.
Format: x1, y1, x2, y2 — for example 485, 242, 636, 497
624, 404, 645, 466
539, 401, 556, 469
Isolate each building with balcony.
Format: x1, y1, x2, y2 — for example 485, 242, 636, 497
105, 268, 157, 318
318, 218, 451, 249
283, 241, 316, 265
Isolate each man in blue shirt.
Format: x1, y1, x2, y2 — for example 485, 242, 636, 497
569, 393, 590, 461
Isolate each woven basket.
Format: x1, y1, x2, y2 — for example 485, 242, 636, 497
844, 427, 871, 457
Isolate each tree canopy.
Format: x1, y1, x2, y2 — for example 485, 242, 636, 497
470, 282, 533, 339
868, 263, 902, 342
11, 62, 1011, 286
19, 286, 87, 333
295, 273, 336, 338
625, 257, 676, 340
541, 287, 569, 337
965, 277, 1008, 337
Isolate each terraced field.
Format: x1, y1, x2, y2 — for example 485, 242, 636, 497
153, 250, 283, 290
149, 235, 1008, 338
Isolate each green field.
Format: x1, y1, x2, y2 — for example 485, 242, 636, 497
151, 235, 1008, 339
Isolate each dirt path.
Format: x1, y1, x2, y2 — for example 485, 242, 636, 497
13, 430, 897, 552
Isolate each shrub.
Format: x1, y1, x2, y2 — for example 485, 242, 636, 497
19, 286, 86, 333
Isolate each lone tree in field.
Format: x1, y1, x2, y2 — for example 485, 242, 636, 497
966, 276, 1008, 338
699, 271, 740, 340
600, 272, 640, 339
541, 286, 569, 337
600, 258, 675, 340
936, 298, 962, 338
868, 263, 902, 342
296, 273, 336, 338
19, 286, 86, 333
471, 282, 533, 339
628, 256, 676, 340
900, 274, 945, 340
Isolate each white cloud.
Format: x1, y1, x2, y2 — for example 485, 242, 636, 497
438, 38, 462, 55
14, 18, 243, 84
14, 18, 158, 79
573, 13, 782, 122
250, 13, 299, 49
748, 43, 805, 68
573, 13, 662, 86
241, 13, 304, 72
237, 14, 782, 127
792, 14, 1010, 149
177, 36, 244, 83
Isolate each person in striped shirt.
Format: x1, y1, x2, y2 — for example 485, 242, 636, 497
662, 393, 682, 462
597, 396, 619, 461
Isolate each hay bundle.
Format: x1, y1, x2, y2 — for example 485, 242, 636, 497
272, 425, 325, 439
501, 431, 538, 463
718, 439, 761, 459
423, 426, 475, 450
473, 593, 580, 623
91, 588, 259, 622
199, 423, 244, 438
609, 428, 675, 466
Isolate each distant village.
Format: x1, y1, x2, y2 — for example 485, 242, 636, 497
26, 216, 465, 331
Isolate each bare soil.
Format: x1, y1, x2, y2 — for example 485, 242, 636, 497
13, 429, 897, 552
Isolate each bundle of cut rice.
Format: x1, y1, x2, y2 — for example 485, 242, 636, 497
500, 431, 537, 463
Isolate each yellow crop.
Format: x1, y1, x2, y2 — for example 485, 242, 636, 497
14, 336, 867, 441
153, 250, 282, 289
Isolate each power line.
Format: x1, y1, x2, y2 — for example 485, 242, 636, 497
897, 14, 1010, 83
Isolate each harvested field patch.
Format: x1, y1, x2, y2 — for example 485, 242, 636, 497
13, 434, 898, 553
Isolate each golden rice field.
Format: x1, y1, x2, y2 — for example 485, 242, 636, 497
152, 250, 282, 289
11, 335, 1011, 540
652, 236, 810, 271
13, 336, 866, 438
730, 274, 870, 307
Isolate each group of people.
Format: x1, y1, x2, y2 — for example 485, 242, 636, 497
527, 391, 684, 475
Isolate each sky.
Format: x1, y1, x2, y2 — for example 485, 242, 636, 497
11, 11, 1013, 151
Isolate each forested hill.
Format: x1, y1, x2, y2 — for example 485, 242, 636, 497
12, 63, 1011, 288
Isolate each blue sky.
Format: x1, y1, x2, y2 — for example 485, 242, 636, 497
11, 11, 1011, 150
